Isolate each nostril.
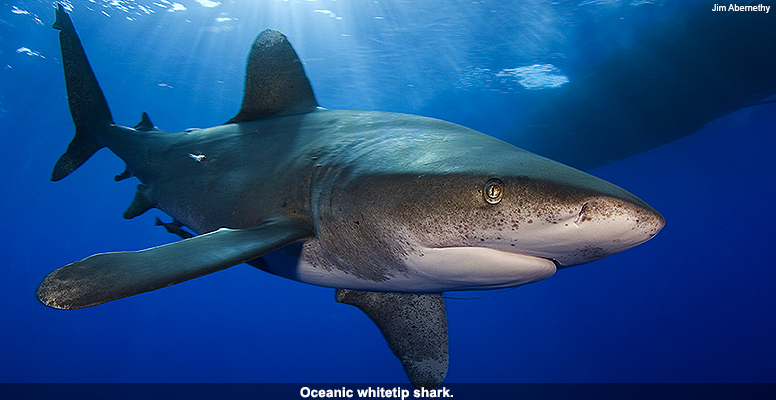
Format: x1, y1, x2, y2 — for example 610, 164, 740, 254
574, 202, 590, 226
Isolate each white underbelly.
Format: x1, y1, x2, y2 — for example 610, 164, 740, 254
291, 245, 557, 292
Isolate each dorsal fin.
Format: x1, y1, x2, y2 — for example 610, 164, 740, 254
226, 29, 318, 124
134, 112, 156, 132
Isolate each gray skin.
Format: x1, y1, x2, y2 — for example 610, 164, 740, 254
38, 4, 663, 389
88, 108, 663, 292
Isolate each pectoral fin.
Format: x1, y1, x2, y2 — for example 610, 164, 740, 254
336, 289, 448, 389
37, 219, 311, 310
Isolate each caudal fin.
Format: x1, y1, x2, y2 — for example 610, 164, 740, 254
51, 4, 113, 181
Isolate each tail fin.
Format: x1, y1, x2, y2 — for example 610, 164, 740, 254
51, 4, 113, 181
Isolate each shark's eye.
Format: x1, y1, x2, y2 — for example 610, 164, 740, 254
483, 178, 504, 204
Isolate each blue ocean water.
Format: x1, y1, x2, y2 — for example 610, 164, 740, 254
1, 0, 775, 386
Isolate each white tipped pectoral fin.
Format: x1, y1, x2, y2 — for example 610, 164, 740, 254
336, 289, 448, 390
37, 218, 311, 310
408, 247, 557, 291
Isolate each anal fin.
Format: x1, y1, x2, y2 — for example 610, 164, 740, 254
336, 289, 448, 389
37, 218, 311, 310
123, 184, 155, 219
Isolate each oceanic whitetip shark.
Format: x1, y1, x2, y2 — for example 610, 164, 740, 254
38, 4, 664, 388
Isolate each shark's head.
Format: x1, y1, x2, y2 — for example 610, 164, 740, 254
304, 114, 665, 292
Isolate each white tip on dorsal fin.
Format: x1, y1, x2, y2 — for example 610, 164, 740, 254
226, 29, 318, 124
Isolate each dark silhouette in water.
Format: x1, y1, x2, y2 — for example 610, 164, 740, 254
511, 0, 776, 170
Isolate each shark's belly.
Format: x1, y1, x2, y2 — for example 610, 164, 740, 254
260, 240, 557, 292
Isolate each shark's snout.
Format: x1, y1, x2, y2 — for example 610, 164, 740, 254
551, 195, 664, 268
598, 195, 665, 240
575, 197, 662, 229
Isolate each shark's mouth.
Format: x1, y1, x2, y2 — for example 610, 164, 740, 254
406, 246, 558, 291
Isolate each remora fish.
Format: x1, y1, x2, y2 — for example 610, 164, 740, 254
38, 4, 664, 388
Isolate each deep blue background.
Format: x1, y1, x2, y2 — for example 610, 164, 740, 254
1, 0, 775, 385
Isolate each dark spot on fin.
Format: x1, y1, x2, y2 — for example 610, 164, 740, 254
123, 184, 156, 219
114, 164, 133, 181
134, 112, 156, 132
155, 217, 194, 239
51, 4, 113, 181
336, 289, 448, 389
226, 29, 318, 124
